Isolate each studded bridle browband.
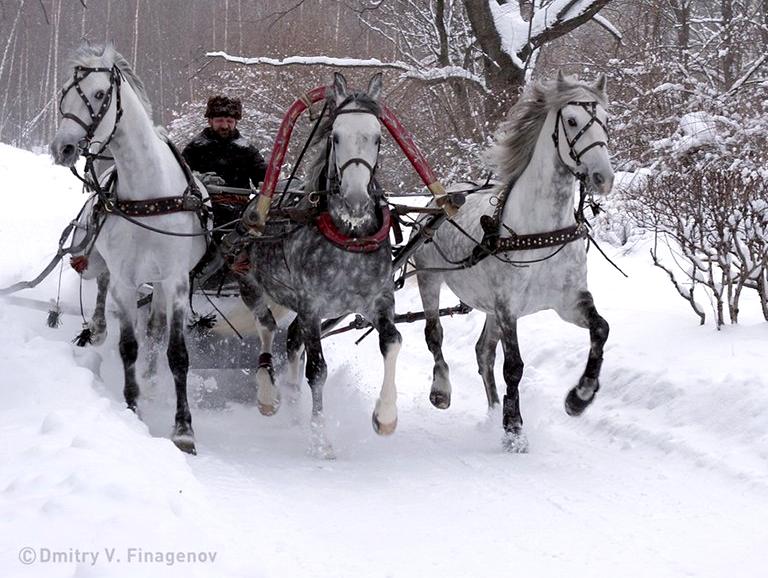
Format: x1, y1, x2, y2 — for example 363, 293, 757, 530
59, 65, 123, 157
552, 100, 609, 177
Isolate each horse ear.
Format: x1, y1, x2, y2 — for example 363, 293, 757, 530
557, 70, 565, 83
333, 72, 349, 104
594, 73, 607, 93
367, 72, 383, 101
101, 42, 116, 62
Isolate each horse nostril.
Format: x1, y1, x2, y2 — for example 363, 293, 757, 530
592, 172, 604, 186
62, 144, 76, 158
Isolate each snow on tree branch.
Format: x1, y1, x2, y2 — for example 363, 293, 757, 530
489, 0, 614, 66
206, 51, 488, 92
592, 13, 622, 42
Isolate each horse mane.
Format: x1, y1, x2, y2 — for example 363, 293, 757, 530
491, 76, 607, 182
305, 91, 381, 192
69, 43, 154, 121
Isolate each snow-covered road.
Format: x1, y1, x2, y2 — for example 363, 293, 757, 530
1, 144, 766, 577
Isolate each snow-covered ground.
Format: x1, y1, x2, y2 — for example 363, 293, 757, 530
1, 143, 767, 578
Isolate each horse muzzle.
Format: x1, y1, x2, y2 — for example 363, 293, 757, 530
50, 137, 81, 167
591, 168, 614, 195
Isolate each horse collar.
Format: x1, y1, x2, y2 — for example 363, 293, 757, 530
316, 206, 391, 253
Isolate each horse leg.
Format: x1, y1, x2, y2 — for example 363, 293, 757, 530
416, 272, 452, 409
369, 297, 402, 436
475, 314, 501, 410
563, 290, 609, 416
111, 284, 140, 413
90, 270, 110, 345
239, 277, 280, 416
143, 284, 167, 387
166, 281, 196, 454
301, 315, 334, 458
285, 316, 305, 404
496, 310, 528, 453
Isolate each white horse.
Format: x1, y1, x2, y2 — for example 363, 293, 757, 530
414, 74, 614, 452
51, 44, 207, 454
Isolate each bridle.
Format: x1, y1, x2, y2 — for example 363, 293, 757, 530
57, 64, 209, 239
325, 96, 381, 195
59, 64, 123, 158
552, 100, 609, 179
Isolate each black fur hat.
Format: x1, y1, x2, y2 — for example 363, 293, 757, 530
205, 95, 242, 120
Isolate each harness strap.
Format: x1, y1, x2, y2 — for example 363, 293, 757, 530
115, 195, 204, 217
493, 223, 588, 252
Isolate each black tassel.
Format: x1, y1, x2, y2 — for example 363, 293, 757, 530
47, 303, 62, 328
73, 324, 94, 347
188, 313, 217, 335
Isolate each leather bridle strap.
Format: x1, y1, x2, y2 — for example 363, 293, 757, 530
59, 65, 123, 157
326, 101, 381, 193
553, 100, 609, 173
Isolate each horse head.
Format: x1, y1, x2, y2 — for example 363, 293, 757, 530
326, 71, 383, 234
51, 44, 123, 167
551, 71, 614, 194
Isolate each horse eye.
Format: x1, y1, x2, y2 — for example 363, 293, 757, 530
94, 90, 105, 100
567, 117, 577, 128
333, 134, 339, 145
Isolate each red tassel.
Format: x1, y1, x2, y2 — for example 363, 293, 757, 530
70, 255, 89, 273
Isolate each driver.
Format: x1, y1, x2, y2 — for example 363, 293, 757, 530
182, 95, 267, 239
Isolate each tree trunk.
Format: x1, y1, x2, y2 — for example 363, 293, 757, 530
721, 0, 735, 88
463, 1, 525, 121
670, 0, 690, 68
132, 0, 141, 70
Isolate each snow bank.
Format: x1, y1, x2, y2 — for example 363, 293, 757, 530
0, 144, 254, 578
2, 144, 767, 578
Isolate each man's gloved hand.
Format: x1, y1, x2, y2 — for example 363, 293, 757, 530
196, 172, 226, 187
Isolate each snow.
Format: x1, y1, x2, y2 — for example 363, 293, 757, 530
652, 111, 720, 153
489, 0, 611, 65
2, 143, 768, 577
206, 52, 487, 91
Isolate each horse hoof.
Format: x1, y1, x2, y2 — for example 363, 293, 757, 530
256, 386, 281, 416
565, 377, 599, 417
429, 390, 451, 410
308, 441, 336, 460
372, 412, 397, 436
257, 398, 280, 417
172, 435, 197, 455
256, 367, 280, 416
172, 423, 196, 454
502, 429, 529, 453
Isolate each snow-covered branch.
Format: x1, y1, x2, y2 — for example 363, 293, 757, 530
206, 51, 487, 92
489, 0, 614, 65
592, 13, 622, 42
724, 53, 768, 96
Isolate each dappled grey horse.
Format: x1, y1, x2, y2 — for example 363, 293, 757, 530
414, 74, 615, 452
51, 44, 207, 453
236, 72, 401, 457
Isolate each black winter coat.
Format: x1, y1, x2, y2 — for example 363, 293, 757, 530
181, 127, 267, 189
